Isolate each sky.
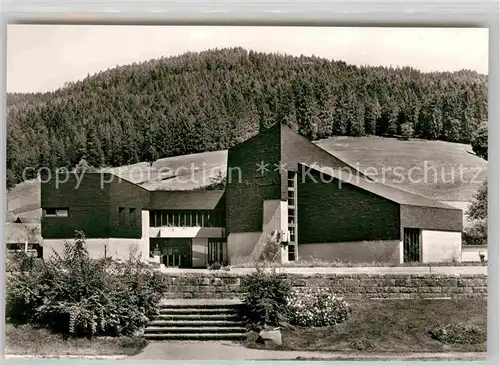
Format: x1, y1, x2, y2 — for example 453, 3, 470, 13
7, 25, 489, 93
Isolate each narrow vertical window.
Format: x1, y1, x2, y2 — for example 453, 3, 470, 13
403, 228, 421, 263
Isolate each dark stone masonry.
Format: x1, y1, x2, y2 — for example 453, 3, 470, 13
161, 272, 488, 300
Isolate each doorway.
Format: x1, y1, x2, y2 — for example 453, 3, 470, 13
208, 238, 228, 266
403, 227, 421, 263
151, 238, 193, 268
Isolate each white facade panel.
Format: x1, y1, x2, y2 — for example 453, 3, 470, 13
421, 230, 462, 263
192, 238, 208, 268
150, 226, 224, 238
462, 246, 488, 262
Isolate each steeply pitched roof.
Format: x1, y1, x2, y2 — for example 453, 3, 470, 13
280, 124, 370, 178
302, 163, 458, 210
102, 150, 228, 191
149, 190, 225, 210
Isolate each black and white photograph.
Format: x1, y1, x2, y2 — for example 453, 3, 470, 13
5, 25, 489, 361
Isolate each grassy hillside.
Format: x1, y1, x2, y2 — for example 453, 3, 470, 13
7, 137, 486, 229
6, 179, 41, 222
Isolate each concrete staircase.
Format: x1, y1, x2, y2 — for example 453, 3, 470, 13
145, 299, 247, 341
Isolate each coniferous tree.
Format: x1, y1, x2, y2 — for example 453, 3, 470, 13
6, 48, 488, 187
472, 123, 488, 160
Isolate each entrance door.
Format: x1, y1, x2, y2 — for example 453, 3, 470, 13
163, 247, 188, 267
208, 239, 228, 266
155, 238, 192, 268
403, 228, 421, 263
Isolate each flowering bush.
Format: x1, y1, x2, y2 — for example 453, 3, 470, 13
429, 323, 486, 345
286, 288, 352, 327
6, 230, 167, 337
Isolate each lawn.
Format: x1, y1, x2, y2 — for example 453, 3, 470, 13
249, 299, 487, 353
5, 324, 148, 356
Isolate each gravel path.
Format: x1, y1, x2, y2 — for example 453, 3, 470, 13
126, 341, 487, 361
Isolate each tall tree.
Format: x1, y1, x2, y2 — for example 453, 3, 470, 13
471, 123, 488, 160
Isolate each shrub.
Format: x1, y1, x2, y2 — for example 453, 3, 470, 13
208, 262, 222, 270
258, 233, 282, 263
286, 288, 352, 327
6, 250, 40, 273
240, 267, 291, 327
462, 223, 487, 246
464, 179, 487, 246
429, 323, 486, 345
6, 230, 167, 338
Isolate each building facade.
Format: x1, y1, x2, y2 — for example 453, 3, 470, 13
41, 124, 463, 267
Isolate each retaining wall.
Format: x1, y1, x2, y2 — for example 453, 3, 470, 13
161, 271, 487, 300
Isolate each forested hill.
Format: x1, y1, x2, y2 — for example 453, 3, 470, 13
7, 47, 488, 187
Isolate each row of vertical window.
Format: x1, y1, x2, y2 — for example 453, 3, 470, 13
208, 239, 228, 265
149, 210, 225, 228
288, 171, 297, 261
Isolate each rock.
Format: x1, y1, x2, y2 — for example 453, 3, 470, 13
259, 329, 282, 347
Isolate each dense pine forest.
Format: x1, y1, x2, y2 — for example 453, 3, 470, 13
7, 47, 488, 188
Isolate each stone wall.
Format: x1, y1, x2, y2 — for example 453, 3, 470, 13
161, 272, 488, 300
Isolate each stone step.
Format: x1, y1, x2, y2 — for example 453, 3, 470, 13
144, 333, 246, 341
145, 326, 247, 334
158, 307, 238, 314
154, 313, 240, 320
158, 300, 243, 309
149, 319, 245, 327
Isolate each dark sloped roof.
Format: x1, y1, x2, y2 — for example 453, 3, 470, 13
149, 190, 225, 210
281, 124, 370, 179
302, 163, 458, 210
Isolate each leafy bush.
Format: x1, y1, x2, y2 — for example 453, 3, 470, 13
286, 288, 352, 327
208, 262, 222, 270
6, 230, 167, 337
429, 323, 486, 345
462, 221, 487, 246
464, 179, 487, 246
6, 250, 41, 273
240, 267, 291, 327
258, 233, 282, 263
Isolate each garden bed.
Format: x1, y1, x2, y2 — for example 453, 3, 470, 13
247, 299, 487, 353
233, 259, 487, 268
5, 324, 147, 356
